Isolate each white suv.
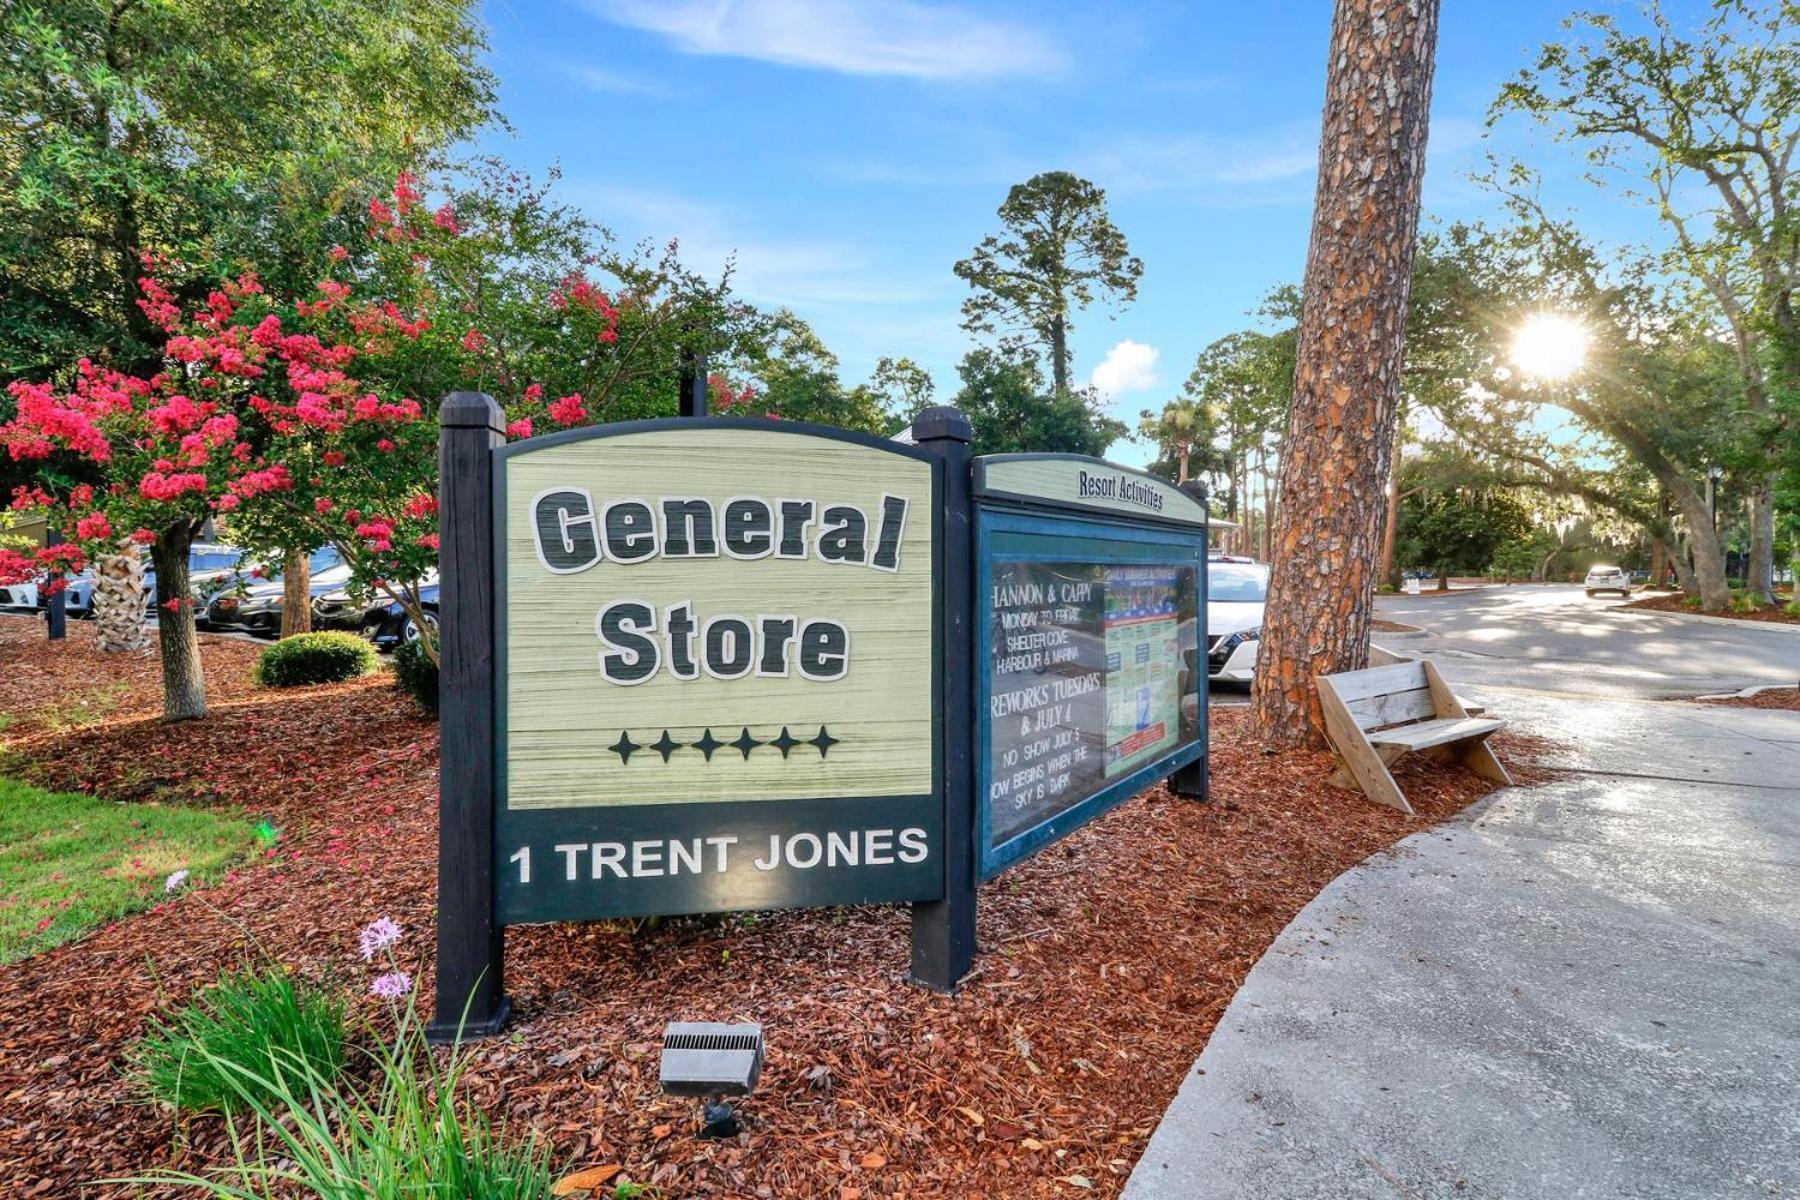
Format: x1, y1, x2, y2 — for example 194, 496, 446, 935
1584, 566, 1632, 597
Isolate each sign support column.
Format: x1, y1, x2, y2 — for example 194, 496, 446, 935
45, 528, 66, 641
1172, 479, 1210, 802
909, 406, 976, 991
430, 391, 510, 1043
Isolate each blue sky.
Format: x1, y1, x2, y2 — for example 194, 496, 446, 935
472, 0, 1690, 466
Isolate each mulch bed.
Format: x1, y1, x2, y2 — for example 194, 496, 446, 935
0, 619, 1535, 1198
1621, 592, 1799, 625
1703, 687, 1800, 712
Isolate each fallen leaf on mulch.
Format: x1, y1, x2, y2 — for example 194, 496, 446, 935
552, 1164, 623, 1195
0, 620, 1532, 1198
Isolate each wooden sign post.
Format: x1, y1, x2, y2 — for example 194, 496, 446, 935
432, 398, 956, 1039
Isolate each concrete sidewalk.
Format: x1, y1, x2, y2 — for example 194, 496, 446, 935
1124, 690, 1800, 1200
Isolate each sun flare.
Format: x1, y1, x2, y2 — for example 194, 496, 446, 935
1510, 312, 1591, 382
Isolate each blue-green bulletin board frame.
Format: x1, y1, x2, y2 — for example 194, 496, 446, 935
975, 506, 1208, 880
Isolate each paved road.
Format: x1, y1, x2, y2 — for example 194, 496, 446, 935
1128, 596, 1800, 1200
1376, 584, 1799, 700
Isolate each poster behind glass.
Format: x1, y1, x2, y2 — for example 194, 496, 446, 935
985, 560, 1200, 853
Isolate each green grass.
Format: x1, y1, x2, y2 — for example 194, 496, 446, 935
130, 966, 345, 1113
0, 776, 259, 964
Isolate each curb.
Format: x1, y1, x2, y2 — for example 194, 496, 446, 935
1694, 683, 1800, 701
1612, 605, 1800, 636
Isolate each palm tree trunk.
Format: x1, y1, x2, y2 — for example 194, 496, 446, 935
92, 545, 149, 652
1252, 0, 1440, 748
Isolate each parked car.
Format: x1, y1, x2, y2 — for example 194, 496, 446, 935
0, 578, 39, 611
139, 543, 252, 624
205, 546, 351, 636
315, 576, 439, 649
1584, 565, 1633, 597
1207, 560, 1270, 685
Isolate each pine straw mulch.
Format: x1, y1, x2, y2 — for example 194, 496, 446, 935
0, 620, 1540, 1198
1702, 686, 1800, 712
1620, 591, 1799, 625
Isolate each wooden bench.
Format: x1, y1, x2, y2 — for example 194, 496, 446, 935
1318, 659, 1509, 814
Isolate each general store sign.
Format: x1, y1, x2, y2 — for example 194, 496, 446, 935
491, 422, 942, 923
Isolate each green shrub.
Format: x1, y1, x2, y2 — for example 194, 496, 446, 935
1682, 595, 1704, 610
130, 967, 345, 1113
1785, 601, 1800, 619
116, 993, 553, 1198
393, 639, 439, 716
1731, 594, 1762, 615
255, 631, 377, 687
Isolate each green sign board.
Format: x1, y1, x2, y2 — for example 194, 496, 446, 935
973, 455, 1208, 877
492, 421, 943, 923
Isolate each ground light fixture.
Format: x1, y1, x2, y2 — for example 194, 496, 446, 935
1510, 312, 1592, 382
659, 1021, 765, 1138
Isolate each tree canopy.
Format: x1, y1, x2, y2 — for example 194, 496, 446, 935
954, 172, 1143, 396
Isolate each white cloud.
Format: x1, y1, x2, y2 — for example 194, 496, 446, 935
565, 65, 668, 96
594, 0, 1064, 80
1089, 340, 1159, 404
564, 183, 944, 309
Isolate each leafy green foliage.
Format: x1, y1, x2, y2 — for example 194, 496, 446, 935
392, 639, 439, 717
0, 776, 257, 964
254, 632, 377, 688
117, 986, 554, 1197
955, 172, 1143, 394
950, 349, 1124, 457
0, 0, 494, 380
1396, 446, 1539, 577
130, 968, 345, 1113
728, 311, 897, 434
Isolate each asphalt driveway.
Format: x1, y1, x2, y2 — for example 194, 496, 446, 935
1375, 584, 1798, 700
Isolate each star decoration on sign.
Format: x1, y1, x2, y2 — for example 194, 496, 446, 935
770, 727, 801, 759
730, 727, 761, 759
650, 730, 682, 762
608, 731, 639, 764
693, 728, 723, 761
808, 725, 839, 757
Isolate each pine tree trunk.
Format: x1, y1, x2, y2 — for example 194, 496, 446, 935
1050, 313, 1069, 395
1251, 0, 1440, 749
92, 546, 149, 653
280, 547, 312, 637
150, 524, 208, 721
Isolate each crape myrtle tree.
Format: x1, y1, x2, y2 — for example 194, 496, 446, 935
200, 172, 755, 668
1, 171, 754, 718
0, 0, 493, 383
954, 172, 1144, 397
1, 0, 496, 638
1252, 0, 1442, 748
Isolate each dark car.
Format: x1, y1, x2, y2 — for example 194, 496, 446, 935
204, 547, 349, 637
316, 579, 438, 650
